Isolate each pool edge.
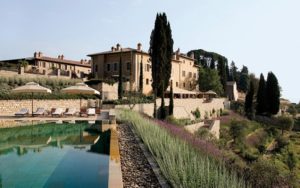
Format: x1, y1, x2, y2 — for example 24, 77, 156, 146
108, 124, 123, 188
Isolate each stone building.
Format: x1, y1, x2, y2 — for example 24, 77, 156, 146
0, 52, 91, 79
88, 43, 199, 95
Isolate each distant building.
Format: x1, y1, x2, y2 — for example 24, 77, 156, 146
226, 81, 238, 101
88, 43, 199, 95
0, 52, 91, 79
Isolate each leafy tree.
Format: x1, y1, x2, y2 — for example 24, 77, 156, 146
245, 80, 255, 119
266, 72, 280, 115
169, 81, 174, 115
198, 66, 223, 95
139, 60, 143, 94
238, 66, 249, 92
149, 13, 173, 119
277, 116, 294, 135
256, 74, 266, 115
118, 55, 123, 99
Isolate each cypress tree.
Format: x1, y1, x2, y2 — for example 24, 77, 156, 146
149, 13, 173, 119
139, 60, 143, 94
230, 61, 238, 82
245, 80, 255, 119
169, 81, 174, 115
226, 62, 230, 81
256, 74, 266, 115
266, 72, 280, 115
217, 57, 227, 95
118, 54, 123, 100
238, 65, 249, 92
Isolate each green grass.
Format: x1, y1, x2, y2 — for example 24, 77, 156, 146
117, 109, 248, 188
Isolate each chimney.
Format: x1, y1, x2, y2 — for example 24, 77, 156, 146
34, 52, 37, 58
111, 46, 115, 51
137, 43, 142, 51
61, 55, 64, 60
58, 55, 61, 59
38, 51, 43, 57
116, 43, 121, 51
88, 60, 91, 64
190, 52, 194, 59
176, 48, 180, 60
80, 59, 84, 64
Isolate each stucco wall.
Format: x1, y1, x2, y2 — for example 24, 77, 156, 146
0, 99, 89, 116
116, 98, 226, 119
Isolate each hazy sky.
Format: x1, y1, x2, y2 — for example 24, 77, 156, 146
1, 0, 299, 102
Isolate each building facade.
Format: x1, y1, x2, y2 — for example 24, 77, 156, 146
0, 52, 91, 79
88, 43, 199, 95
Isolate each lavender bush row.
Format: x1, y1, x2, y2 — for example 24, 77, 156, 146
117, 109, 249, 188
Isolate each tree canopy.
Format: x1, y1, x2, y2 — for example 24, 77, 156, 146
198, 66, 223, 96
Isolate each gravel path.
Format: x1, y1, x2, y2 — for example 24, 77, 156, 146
117, 123, 161, 188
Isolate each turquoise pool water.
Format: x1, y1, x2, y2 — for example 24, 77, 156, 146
0, 121, 111, 188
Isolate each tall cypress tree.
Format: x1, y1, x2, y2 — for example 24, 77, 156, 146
245, 80, 255, 119
217, 57, 227, 95
256, 74, 266, 115
230, 61, 238, 82
169, 81, 174, 115
149, 13, 173, 119
226, 62, 230, 81
118, 54, 123, 100
239, 65, 249, 93
139, 60, 143, 94
266, 72, 280, 115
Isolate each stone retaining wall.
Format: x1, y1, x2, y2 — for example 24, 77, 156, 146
116, 98, 226, 119
0, 99, 88, 115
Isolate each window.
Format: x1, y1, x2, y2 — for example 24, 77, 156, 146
146, 79, 149, 85
176, 82, 178, 87
182, 71, 186, 77
193, 73, 196, 78
114, 63, 117, 71
42, 62, 46, 68
95, 65, 98, 73
190, 82, 192, 88
65, 65, 67, 70
146, 64, 150, 72
107, 64, 111, 71
189, 72, 192, 78
183, 82, 186, 88
127, 62, 131, 71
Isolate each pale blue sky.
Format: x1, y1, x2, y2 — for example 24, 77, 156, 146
0, 0, 299, 102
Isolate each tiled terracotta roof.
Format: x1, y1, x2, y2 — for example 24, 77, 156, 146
35, 56, 91, 67
87, 48, 148, 56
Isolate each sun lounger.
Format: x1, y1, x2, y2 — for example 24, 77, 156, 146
52, 108, 64, 117
15, 108, 29, 116
87, 108, 95, 116
64, 108, 77, 116
33, 108, 46, 116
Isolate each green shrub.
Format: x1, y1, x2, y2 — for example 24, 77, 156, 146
275, 136, 289, 152
192, 107, 201, 119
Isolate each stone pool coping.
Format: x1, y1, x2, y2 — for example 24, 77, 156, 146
108, 124, 123, 188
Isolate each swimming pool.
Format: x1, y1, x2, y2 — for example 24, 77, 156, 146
0, 121, 111, 187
